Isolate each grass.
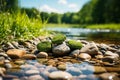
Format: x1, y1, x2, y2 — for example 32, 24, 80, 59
46, 23, 120, 30
0, 11, 49, 44
86, 24, 120, 30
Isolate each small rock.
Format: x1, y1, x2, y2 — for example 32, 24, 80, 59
0, 67, 6, 76
22, 54, 36, 60
11, 41, 19, 48
28, 75, 44, 80
52, 43, 70, 56
99, 43, 117, 52
80, 42, 100, 56
101, 56, 118, 63
57, 64, 66, 71
37, 52, 48, 58
25, 70, 39, 76
105, 51, 119, 58
69, 49, 80, 58
14, 60, 25, 65
6, 49, 26, 59
49, 71, 73, 80
95, 55, 104, 59
78, 53, 91, 61
93, 66, 106, 73
3, 75, 19, 80
99, 73, 119, 80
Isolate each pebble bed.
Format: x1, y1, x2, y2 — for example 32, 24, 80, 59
0, 36, 120, 80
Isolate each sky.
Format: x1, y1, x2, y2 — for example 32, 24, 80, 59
19, 0, 90, 13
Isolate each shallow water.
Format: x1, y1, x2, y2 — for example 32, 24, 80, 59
46, 27, 120, 44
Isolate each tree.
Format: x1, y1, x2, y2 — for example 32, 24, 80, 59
0, 0, 19, 12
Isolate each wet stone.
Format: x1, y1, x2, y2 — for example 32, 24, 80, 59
37, 52, 48, 58
14, 60, 25, 65
78, 53, 91, 61
0, 67, 6, 76
49, 71, 73, 80
52, 43, 70, 56
3, 75, 19, 80
28, 75, 44, 80
7, 49, 26, 59
69, 49, 80, 58
99, 73, 119, 80
105, 51, 119, 58
22, 54, 36, 60
102, 56, 118, 63
80, 42, 99, 56
25, 70, 40, 76
57, 64, 66, 71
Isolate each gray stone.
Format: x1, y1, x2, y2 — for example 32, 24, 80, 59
80, 42, 100, 55
11, 41, 19, 49
49, 71, 73, 80
52, 43, 70, 56
69, 49, 80, 58
99, 43, 117, 52
102, 56, 118, 63
105, 51, 119, 58
0, 52, 11, 60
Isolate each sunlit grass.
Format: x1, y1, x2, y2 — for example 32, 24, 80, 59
86, 24, 120, 30
0, 11, 48, 44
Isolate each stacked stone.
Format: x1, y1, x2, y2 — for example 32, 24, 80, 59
0, 34, 120, 80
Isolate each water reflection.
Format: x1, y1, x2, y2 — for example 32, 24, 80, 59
46, 27, 120, 44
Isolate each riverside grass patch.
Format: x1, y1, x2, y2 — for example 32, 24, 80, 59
0, 11, 48, 44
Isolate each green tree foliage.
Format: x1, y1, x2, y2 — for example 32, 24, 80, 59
0, 0, 19, 12
21, 8, 40, 18
48, 12, 62, 24
79, 0, 120, 24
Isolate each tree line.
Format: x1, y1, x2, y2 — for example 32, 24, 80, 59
0, 0, 120, 24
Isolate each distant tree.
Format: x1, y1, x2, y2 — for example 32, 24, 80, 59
0, 0, 19, 12
21, 8, 40, 18
104, 0, 120, 23
40, 12, 50, 23
48, 12, 61, 24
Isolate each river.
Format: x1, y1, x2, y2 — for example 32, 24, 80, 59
46, 27, 120, 44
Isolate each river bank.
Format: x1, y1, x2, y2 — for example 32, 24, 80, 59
0, 34, 120, 80
46, 23, 120, 30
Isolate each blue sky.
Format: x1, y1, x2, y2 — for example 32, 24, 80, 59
19, 0, 90, 13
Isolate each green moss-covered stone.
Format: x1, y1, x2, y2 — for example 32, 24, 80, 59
67, 40, 83, 50
37, 41, 51, 52
52, 34, 66, 44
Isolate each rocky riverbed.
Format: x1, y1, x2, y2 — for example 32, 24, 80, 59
0, 34, 120, 80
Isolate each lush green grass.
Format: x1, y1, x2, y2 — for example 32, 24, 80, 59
46, 23, 120, 30
86, 24, 120, 30
0, 11, 48, 44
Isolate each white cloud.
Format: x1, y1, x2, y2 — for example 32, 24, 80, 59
58, 0, 67, 5
68, 3, 78, 8
39, 4, 63, 13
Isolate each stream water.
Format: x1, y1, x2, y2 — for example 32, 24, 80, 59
1, 27, 120, 80
46, 27, 120, 44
